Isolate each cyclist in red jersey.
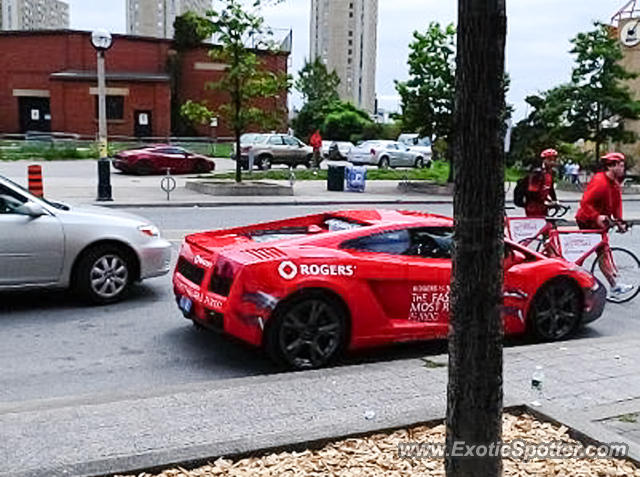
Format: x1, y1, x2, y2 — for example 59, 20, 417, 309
524, 148, 558, 217
576, 152, 630, 296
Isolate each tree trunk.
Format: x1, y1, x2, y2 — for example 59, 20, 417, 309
235, 127, 242, 183
446, 0, 506, 476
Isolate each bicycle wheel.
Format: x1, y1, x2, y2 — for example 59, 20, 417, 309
590, 247, 640, 304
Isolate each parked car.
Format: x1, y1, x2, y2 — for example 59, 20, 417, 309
113, 145, 215, 175
237, 133, 314, 170
347, 140, 427, 168
172, 209, 605, 370
398, 134, 433, 161
0, 174, 172, 304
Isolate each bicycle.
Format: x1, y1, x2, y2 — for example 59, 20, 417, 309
505, 205, 640, 303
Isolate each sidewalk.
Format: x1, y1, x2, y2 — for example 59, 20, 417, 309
3, 334, 640, 477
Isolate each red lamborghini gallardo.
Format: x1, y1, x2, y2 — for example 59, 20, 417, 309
173, 210, 605, 369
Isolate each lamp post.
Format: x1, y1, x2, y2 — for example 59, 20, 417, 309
91, 29, 113, 201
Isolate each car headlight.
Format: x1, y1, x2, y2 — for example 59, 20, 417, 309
138, 225, 160, 238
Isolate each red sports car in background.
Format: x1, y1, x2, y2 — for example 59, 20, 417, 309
113, 144, 215, 175
172, 210, 606, 370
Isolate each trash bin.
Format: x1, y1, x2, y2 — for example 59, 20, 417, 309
346, 165, 367, 192
327, 164, 345, 191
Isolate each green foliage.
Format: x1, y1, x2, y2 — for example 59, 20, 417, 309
510, 22, 640, 166
180, 0, 289, 182
395, 23, 456, 147
321, 101, 371, 141
295, 57, 340, 106
173, 11, 211, 50
291, 57, 341, 139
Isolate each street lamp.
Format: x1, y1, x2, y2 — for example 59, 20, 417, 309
91, 29, 113, 201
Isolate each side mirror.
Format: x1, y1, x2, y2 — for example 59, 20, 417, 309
16, 202, 46, 218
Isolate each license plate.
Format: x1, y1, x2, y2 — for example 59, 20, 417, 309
179, 296, 193, 314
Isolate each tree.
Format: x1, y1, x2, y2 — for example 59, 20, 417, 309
395, 23, 456, 155
291, 58, 341, 139
510, 23, 640, 166
169, 12, 212, 136
181, 0, 289, 183
295, 57, 340, 106
565, 22, 640, 161
322, 101, 371, 141
446, 1, 506, 476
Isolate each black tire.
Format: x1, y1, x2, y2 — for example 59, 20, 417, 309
135, 160, 155, 175
590, 247, 640, 303
378, 156, 390, 169
258, 155, 272, 170
529, 278, 582, 341
414, 157, 424, 169
193, 159, 210, 173
265, 291, 348, 370
73, 244, 134, 305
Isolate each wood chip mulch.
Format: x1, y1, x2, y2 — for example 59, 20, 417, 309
117, 413, 640, 476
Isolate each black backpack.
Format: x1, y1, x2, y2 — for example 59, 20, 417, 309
513, 176, 528, 208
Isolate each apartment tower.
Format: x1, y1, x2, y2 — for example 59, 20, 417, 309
126, 0, 210, 38
0, 0, 69, 30
309, 0, 378, 113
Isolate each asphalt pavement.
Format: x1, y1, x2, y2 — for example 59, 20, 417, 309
1, 203, 639, 405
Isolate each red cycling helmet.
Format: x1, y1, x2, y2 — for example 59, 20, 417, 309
601, 152, 626, 163
540, 148, 558, 158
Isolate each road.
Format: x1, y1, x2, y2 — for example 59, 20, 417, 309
1, 204, 639, 405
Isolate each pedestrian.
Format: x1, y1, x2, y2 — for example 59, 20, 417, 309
575, 152, 630, 298
570, 162, 581, 185
523, 148, 559, 217
310, 129, 323, 170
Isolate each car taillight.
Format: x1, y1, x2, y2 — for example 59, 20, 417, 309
241, 146, 251, 153
370, 149, 376, 155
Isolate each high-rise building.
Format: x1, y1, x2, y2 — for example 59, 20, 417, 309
126, 0, 211, 38
309, 0, 378, 113
0, 0, 69, 30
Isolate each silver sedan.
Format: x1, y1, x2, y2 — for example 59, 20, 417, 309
347, 140, 427, 168
0, 175, 172, 304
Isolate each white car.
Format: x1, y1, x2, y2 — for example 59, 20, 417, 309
347, 140, 428, 168
0, 175, 172, 304
398, 134, 433, 162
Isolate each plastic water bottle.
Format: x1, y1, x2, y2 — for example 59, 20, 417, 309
530, 366, 545, 407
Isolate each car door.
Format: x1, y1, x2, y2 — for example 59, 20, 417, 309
0, 183, 64, 285
385, 143, 399, 166
283, 135, 303, 165
399, 227, 453, 338
397, 143, 413, 166
155, 147, 187, 173
267, 135, 287, 162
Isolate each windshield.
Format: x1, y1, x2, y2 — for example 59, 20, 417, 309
0, 175, 68, 210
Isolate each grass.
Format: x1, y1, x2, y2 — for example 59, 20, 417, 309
0, 140, 234, 161
206, 160, 524, 184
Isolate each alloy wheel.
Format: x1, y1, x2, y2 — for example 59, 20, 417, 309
90, 254, 129, 299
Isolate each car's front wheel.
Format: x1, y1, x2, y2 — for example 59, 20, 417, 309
414, 157, 424, 169
265, 292, 347, 370
529, 278, 581, 341
193, 159, 210, 173
74, 245, 134, 305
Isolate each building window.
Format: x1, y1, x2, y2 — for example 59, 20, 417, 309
95, 96, 124, 120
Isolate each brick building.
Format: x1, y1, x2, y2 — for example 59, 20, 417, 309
0, 30, 289, 138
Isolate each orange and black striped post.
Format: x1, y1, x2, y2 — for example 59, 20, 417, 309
28, 165, 44, 198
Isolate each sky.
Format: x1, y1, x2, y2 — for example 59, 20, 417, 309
70, 0, 629, 122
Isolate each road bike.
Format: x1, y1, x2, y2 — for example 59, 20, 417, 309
505, 204, 640, 303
